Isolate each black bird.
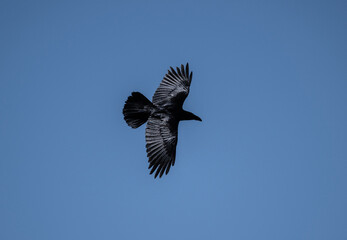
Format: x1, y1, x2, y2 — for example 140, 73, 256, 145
123, 63, 201, 178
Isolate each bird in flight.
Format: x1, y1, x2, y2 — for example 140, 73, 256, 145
123, 63, 201, 178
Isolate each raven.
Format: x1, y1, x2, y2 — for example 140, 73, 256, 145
123, 63, 201, 178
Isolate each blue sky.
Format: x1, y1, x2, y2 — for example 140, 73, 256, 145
1, 0, 346, 239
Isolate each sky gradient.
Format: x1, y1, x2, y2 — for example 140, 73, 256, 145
1, 0, 346, 239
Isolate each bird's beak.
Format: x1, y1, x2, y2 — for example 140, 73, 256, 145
195, 115, 202, 122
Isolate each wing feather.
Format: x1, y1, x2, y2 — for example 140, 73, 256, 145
145, 116, 178, 178
152, 63, 192, 109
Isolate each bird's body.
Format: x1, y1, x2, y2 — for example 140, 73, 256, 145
123, 63, 201, 178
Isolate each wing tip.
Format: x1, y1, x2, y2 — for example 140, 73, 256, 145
168, 63, 191, 79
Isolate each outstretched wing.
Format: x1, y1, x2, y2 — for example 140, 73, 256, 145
152, 63, 193, 109
145, 115, 178, 178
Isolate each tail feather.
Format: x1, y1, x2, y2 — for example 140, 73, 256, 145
123, 92, 153, 128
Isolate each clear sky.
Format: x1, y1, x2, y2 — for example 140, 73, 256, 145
1, 0, 346, 239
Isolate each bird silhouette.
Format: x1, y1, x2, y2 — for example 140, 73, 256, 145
123, 63, 201, 178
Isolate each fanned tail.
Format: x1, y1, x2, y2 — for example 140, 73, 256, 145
123, 92, 154, 128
